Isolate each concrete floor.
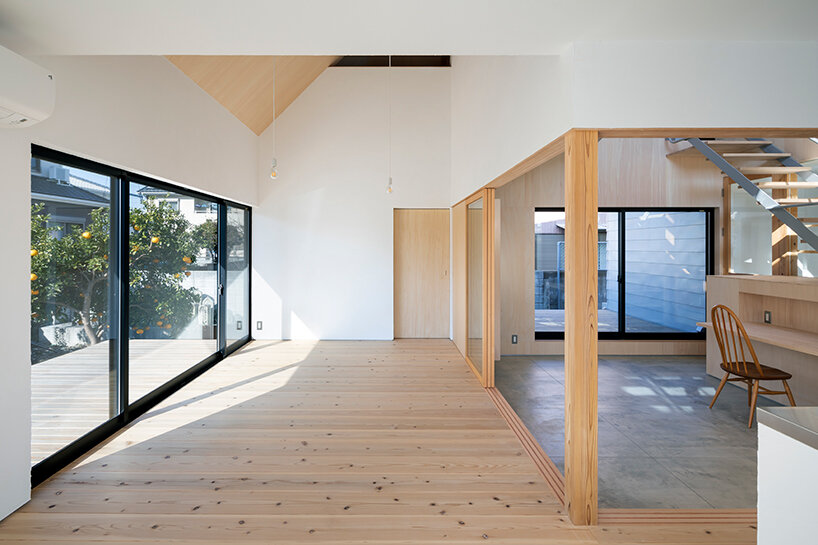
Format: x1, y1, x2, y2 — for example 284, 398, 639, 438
496, 355, 781, 509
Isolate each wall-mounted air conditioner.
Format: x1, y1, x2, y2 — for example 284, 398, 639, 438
0, 45, 55, 128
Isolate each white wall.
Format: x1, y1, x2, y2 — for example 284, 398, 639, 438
253, 67, 451, 340
449, 55, 573, 203
0, 55, 257, 520
450, 43, 818, 202
572, 41, 818, 129
758, 423, 818, 545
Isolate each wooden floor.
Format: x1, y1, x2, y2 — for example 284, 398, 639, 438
5, 340, 755, 544
32, 339, 217, 464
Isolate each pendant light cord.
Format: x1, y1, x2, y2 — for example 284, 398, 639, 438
272, 57, 277, 156
388, 55, 391, 180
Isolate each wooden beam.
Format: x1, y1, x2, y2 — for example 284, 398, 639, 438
563, 129, 599, 526
485, 133, 566, 191
597, 128, 818, 139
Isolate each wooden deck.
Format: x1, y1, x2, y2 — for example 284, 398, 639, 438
32, 339, 217, 464
6, 340, 755, 543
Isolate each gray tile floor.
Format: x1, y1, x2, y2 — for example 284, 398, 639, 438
496, 355, 782, 509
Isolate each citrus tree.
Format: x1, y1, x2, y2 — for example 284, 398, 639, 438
31, 198, 215, 350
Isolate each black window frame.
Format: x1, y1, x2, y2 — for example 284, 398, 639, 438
30, 145, 252, 487
534, 206, 714, 341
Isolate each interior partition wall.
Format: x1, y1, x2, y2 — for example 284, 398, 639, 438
29, 145, 252, 486
461, 187, 495, 388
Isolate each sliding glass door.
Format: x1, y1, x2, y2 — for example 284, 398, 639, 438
534, 208, 712, 340
226, 206, 250, 349
30, 146, 252, 484
127, 183, 220, 402
30, 158, 117, 465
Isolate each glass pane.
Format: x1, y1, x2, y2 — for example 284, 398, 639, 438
30, 157, 115, 465
534, 211, 619, 333
467, 198, 483, 375
796, 165, 818, 277
226, 206, 249, 347
624, 211, 707, 333
128, 182, 218, 402
730, 183, 772, 274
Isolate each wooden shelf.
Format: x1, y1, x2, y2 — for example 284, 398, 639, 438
697, 321, 818, 357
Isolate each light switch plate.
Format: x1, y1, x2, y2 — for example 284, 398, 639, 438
763, 311, 771, 324
256, 321, 263, 330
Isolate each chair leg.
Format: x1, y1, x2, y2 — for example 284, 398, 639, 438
748, 380, 760, 429
783, 380, 796, 407
747, 380, 752, 406
710, 373, 729, 409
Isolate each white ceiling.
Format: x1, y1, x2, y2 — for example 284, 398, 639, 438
0, 0, 816, 56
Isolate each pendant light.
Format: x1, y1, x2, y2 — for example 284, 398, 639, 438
270, 58, 278, 180
386, 54, 393, 194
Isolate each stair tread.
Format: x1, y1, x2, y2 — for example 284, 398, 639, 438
722, 152, 792, 158
702, 139, 772, 145
756, 181, 818, 189
779, 198, 818, 204
739, 166, 811, 174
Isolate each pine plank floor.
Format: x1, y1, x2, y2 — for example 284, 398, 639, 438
5, 340, 755, 544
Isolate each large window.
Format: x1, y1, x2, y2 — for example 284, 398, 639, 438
534, 208, 712, 339
30, 146, 251, 483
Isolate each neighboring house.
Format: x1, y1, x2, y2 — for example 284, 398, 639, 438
30, 157, 110, 237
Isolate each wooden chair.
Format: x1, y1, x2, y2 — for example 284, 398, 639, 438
709, 304, 796, 428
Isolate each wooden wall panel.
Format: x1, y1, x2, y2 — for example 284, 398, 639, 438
394, 209, 450, 338
452, 202, 467, 356
563, 129, 599, 526
496, 138, 722, 356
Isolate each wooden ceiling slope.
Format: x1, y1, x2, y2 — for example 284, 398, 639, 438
166, 55, 340, 135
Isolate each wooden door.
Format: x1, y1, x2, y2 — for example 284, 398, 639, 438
394, 209, 450, 338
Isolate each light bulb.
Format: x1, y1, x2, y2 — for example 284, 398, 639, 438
386, 176, 393, 194
270, 158, 278, 180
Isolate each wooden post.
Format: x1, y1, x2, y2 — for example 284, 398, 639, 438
772, 174, 798, 276
563, 129, 598, 526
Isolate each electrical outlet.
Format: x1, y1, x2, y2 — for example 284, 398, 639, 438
511, 334, 518, 344
256, 321, 263, 330
763, 311, 771, 324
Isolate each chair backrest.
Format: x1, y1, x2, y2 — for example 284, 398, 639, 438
710, 304, 765, 377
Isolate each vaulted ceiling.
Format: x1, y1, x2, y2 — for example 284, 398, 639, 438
167, 55, 340, 135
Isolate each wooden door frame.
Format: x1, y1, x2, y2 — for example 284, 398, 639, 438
462, 188, 496, 388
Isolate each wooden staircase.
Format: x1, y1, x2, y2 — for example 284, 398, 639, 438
668, 137, 818, 253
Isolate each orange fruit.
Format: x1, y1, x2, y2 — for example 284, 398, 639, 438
136, 329, 144, 334
156, 321, 163, 326
182, 256, 192, 264
185, 271, 191, 277
30, 273, 37, 282
153, 258, 159, 263
30, 249, 38, 257
81, 231, 91, 239
31, 289, 39, 295
146, 326, 151, 330
151, 236, 159, 244
165, 324, 172, 329
103, 254, 108, 260
134, 225, 141, 231
174, 273, 180, 278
